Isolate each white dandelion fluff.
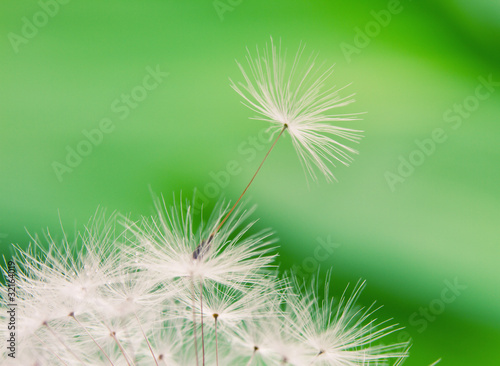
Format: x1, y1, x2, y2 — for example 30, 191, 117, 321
126, 196, 278, 292
231, 37, 364, 182
0, 37, 415, 366
284, 276, 408, 365
0, 200, 408, 366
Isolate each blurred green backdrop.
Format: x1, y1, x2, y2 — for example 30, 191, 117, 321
1, 0, 499, 364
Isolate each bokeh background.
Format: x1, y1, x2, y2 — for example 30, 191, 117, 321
1, 0, 499, 364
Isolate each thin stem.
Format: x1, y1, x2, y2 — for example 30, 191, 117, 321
121, 317, 138, 362
200, 281, 205, 366
109, 330, 134, 366
214, 315, 219, 366
33, 331, 69, 366
102, 321, 136, 366
69, 313, 114, 366
43, 321, 84, 363
191, 277, 200, 366
245, 347, 258, 366
191, 126, 287, 260
213, 125, 287, 234
134, 311, 159, 366
308, 350, 324, 365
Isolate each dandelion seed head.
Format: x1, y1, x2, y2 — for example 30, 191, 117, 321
231, 37, 364, 182
1, 201, 408, 366
127, 196, 278, 291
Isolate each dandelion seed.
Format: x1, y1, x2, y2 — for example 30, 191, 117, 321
285, 275, 409, 365
127, 196, 277, 291
182, 282, 279, 331
231, 37, 364, 183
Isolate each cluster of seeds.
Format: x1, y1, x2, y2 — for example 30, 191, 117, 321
1, 200, 407, 365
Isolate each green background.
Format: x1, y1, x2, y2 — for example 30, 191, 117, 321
1, 0, 499, 364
